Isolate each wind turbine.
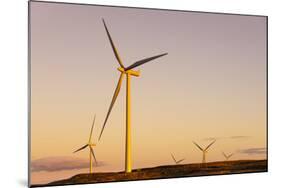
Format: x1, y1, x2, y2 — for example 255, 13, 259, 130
98, 19, 168, 173
193, 140, 216, 163
171, 153, 185, 164
73, 115, 98, 173
222, 152, 234, 161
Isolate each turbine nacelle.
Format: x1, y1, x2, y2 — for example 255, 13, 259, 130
88, 143, 96, 147
118, 67, 140, 77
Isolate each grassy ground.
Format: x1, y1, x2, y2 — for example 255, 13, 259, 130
32, 159, 267, 187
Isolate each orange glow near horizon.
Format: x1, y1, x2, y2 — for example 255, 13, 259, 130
30, 1, 267, 185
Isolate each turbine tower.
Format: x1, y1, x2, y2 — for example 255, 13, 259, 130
171, 153, 185, 164
98, 19, 168, 173
222, 152, 234, 161
73, 115, 98, 173
193, 140, 216, 163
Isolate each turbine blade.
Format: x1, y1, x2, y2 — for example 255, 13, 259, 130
102, 19, 124, 68
73, 144, 88, 153
177, 158, 185, 164
125, 53, 168, 71
193, 141, 203, 151
88, 114, 96, 143
98, 73, 124, 140
205, 140, 216, 151
90, 146, 98, 165
222, 152, 227, 158
228, 153, 234, 158
170, 153, 177, 163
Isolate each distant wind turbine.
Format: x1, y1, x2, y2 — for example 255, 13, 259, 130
193, 140, 216, 163
73, 115, 98, 173
171, 153, 185, 164
98, 19, 168, 173
222, 152, 234, 161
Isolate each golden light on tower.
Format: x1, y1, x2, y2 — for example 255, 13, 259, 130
73, 115, 98, 173
98, 19, 168, 173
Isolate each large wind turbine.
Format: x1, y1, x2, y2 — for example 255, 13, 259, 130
98, 19, 168, 173
193, 140, 216, 163
171, 153, 185, 164
222, 152, 234, 161
73, 115, 98, 173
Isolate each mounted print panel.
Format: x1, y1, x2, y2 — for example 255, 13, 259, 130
29, 1, 267, 187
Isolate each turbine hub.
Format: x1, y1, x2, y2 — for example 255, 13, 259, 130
118, 67, 140, 77
117, 67, 125, 73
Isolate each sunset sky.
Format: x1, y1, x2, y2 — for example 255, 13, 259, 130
30, 1, 267, 184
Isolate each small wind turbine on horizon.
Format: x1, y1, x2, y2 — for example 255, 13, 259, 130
73, 115, 98, 173
222, 152, 234, 161
98, 18, 168, 173
171, 153, 185, 164
193, 140, 216, 164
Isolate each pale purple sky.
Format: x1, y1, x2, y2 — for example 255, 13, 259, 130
30, 1, 267, 184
